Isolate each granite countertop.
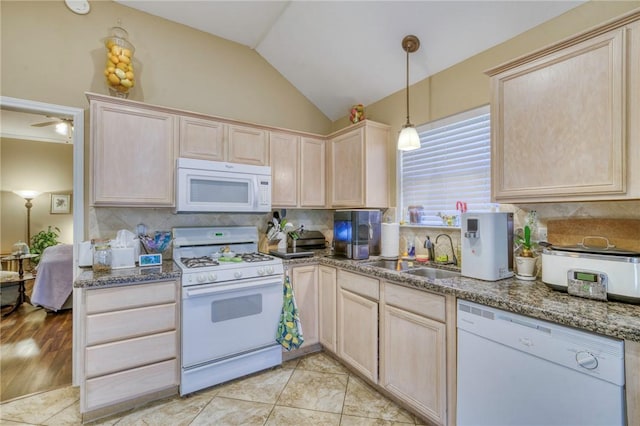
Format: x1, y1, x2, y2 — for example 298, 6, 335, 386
73, 252, 640, 342
74, 260, 181, 289
285, 253, 640, 343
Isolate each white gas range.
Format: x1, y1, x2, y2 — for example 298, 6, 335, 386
173, 226, 284, 396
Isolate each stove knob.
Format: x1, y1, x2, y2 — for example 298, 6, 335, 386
208, 273, 217, 282
266, 266, 274, 274
234, 271, 243, 279
576, 351, 598, 370
197, 274, 206, 283
257, 267, 265, 276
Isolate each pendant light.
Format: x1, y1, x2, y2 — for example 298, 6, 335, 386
397, 35, 421, 151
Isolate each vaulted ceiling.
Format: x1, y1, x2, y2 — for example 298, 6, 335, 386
115, 0, 585, 120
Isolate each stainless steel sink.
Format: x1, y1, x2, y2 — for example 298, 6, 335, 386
360, 259, 402, 270
404, 267, 460, 279
361, 260, 460, 279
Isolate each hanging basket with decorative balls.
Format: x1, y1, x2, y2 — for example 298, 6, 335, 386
103, 26, 135, 98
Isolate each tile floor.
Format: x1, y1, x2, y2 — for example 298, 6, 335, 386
0, 352, 426, 425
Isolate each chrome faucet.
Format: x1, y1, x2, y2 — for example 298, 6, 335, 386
435, 234, 458, 266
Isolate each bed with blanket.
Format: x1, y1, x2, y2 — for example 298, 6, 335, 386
31, 244, 73, 311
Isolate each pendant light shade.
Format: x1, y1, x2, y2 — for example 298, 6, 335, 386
398, 125, 420, 150
398, 35, 421, 151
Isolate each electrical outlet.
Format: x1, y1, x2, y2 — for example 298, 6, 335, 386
538, 227, 548, 242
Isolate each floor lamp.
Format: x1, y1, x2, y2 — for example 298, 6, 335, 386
13, 190, 42, 245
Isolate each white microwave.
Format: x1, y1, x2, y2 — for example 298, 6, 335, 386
176, 158, 272, 213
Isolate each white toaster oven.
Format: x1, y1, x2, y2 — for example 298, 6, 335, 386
542, 247, 640, 303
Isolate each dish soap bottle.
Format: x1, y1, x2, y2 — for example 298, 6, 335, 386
424, 236, 434, 261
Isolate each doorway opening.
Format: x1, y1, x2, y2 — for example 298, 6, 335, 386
0, 96, 84, 401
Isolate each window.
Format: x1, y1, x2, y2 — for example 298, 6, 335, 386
400, 105, 492, 226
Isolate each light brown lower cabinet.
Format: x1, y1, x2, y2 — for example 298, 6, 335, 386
337, 270, 379, 383
626, 340, 640, 425
80, 279, 180, 422
318, 265, 337, 353
380, 282, 452, 426
290, 265, 319, 348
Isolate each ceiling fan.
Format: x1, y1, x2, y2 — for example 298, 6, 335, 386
30, 116, 74, 138
31, 116, 73, 128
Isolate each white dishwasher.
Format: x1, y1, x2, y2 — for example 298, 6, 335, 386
457, 300, 626, 426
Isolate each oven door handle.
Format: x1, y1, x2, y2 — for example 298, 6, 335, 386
184, 277, 283, 298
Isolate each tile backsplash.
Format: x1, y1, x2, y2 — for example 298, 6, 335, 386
89, 200, 640, 260
89, 207, 334, 255
398, 200, 640, 262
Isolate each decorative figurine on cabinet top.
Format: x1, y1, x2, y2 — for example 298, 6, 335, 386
349, 104, 365, 123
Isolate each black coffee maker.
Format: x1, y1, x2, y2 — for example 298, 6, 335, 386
333, 210, 381, 260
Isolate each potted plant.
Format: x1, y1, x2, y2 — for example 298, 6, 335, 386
30, 226, 60, 266
515, 225, 537, 278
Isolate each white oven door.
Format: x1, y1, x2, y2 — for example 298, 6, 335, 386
181, 276, 283, 368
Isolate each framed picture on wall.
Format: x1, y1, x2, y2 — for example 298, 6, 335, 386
50, 194, 71, 214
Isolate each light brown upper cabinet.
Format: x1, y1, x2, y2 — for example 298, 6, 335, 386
487, 11, 640, 203
328, 120, 390, 208
299, 137, 326, 207
179, 115, 225, 161
270, 131, 299, 207
88, 93, 391, 208
88, 93, 177, 207
228, 124, 268, 166
270, 132, 326, 208
180, 117, 268, 166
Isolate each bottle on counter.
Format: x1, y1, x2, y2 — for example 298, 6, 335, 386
424, 236, 434, 261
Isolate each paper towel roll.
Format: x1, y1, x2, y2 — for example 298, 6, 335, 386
381, 223, 400, 259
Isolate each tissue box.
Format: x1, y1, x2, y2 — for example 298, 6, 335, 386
111, 247, 136, 269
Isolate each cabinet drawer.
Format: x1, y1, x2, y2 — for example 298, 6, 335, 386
86, 281, 176, 314
85, 359, 178, 411
86, 331, 177, 378
86, 303, 176, 345
384, 283, 445, 322
338, 270, 379, 300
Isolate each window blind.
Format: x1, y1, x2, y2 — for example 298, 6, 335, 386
400, 105, 492, 226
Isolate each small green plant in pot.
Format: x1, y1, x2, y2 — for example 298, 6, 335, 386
515, 225, 538, 278
516, 225, 534, 257
30, 226, 60, 265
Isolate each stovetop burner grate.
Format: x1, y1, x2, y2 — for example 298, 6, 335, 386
181, 256, 219, 268
240, 252, 274, 262
179, 253, 276, 268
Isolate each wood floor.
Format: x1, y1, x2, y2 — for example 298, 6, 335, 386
0, 279, 73, 402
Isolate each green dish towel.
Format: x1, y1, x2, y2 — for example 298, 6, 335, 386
276, 273, 304, 351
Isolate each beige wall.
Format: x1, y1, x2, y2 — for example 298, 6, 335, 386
332, 0, 640, 217
1, 0, 333, 243
1, 138, 74, 253
0, 0, 331, 135
3, 1, 639, 245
